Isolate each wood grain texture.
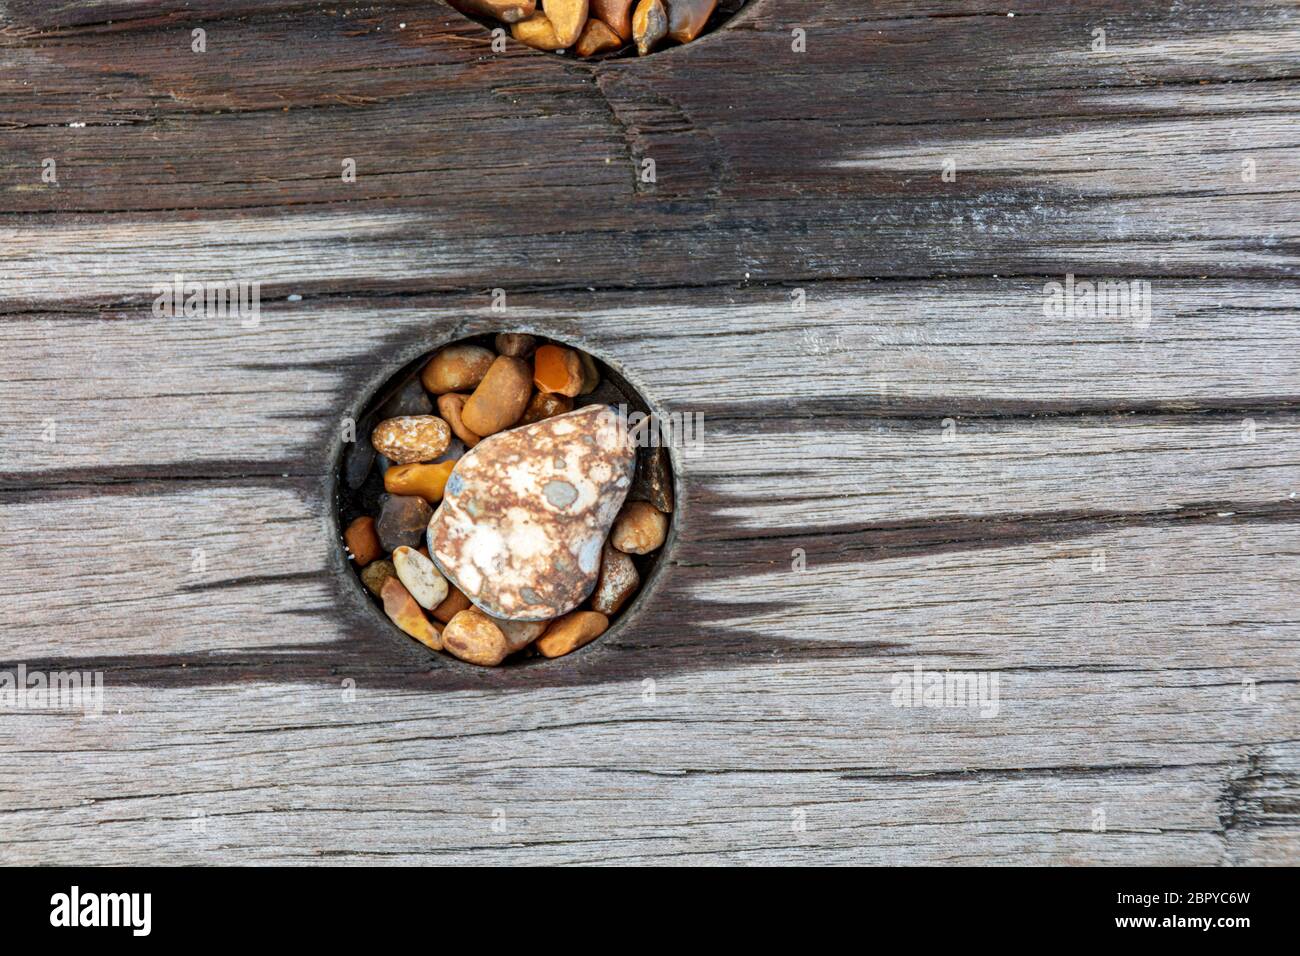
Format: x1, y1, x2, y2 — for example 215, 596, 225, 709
0, 0, 1297, 865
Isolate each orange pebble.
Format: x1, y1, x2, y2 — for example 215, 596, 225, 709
384, 461, 456, 503
461, 356, 532, 436
535, 611, 610, 658
344, 516, 383, 567
381, 577, 443, 651
576, 18, 624, 56
532, 344, 584, 397
441, 608, 510, 667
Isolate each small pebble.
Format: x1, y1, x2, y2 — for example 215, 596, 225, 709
392, 546, 450, 610
384, 460, 456, 503
512, 11, 564, 49
630, 443, 674, 512
421, 344, 495, 395
378, 376, 434, 418
591, 541, 639, 615
611, 500, 668, 553
432, 584, 473, 624
632, 0, 668, 55
535, 610, 609, 658
377, 494, 434, 552
343, 436, 377, 490
381, 577, 443, 651
359, 558, 397, 598
442, 608, 511, 666
533, 344, 585, 397
494, 332, 537, 358
449, 0, 536, 23
461, 355, 533, 436
371, 415, 451, 465
591, 0, 633, 39
437, 392, 483, 448
434, 436, 467, 464
344, 515, 383, 567
576, 16, 623, 56
544, 0, 588, 47
666, 0, 717, 43
519, 390, 574, 425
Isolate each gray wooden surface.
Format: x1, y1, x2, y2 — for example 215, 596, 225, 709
0, 0, 1297, 865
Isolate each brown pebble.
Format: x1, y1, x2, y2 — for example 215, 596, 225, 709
376, 494, 434, 553
495, 332, 537, 358
519, 390, 575, 425
610, 500, 668, 553
381, 577, 443, 651
591, 542, 639, 615
512, 11, 564, 49
421, 344, 495, 395
448, 0, 536, 23
442, 608, 511, 666
576, 17, 624, 56
437, 393, 483, 448
432, 584, 473, 624
591, 0, 633, 39
359, 558, 397, 597
461, 355, 532, 435
371, 415, 451, 465
666, 0, 716, 43
535, 611, 609, 658
344, 515, 383, 567
629, 443, 674, 512
543, 0, 588, 47
632, 0, 667, 55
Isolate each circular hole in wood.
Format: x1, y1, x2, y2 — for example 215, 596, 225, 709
448, 1, 750, 59
334, 332, 677, 669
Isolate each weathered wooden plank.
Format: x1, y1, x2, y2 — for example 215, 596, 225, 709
4, 475, 1294, 677
1, 280, 1296, 482
695, 414, 1300, 530
0, 482, 332, 658
0, 680, 1292, 864
1, 0, 1297, 299
0, 0, 1296, 867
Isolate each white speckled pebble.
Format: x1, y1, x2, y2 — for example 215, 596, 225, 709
428, 404, 636, 620
392, 546, 449, 611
